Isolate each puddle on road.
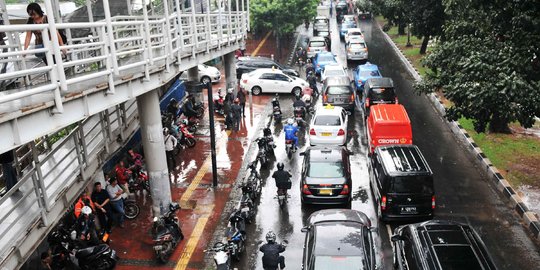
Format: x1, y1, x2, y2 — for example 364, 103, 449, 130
352, 187, 369, 203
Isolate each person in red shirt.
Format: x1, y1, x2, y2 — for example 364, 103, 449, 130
115, 161, 130, 196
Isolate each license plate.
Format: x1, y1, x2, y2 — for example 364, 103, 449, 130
401, 206, 417, 213
319, 189, 333, 195
321, 132, 332, 136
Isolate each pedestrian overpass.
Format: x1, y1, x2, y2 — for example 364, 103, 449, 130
0, 0, 248, 268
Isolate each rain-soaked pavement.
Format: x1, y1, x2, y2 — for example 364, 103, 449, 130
228, 16, 540, 270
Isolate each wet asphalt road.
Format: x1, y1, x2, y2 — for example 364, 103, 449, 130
231, 17, 540, 270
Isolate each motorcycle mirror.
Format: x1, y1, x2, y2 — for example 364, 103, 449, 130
391, 235, 404, 242
299, 152, 306, 156
300, 227, 310, 233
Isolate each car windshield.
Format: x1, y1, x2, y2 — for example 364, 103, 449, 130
327, 86, 352, 95
319, 55, 335, 62
360, 70, 380, 77
314, 115, 341, 126
434, 246, 484, 270
310, 41, 326, 47
389, 176, 433, 194
350, 43, 366, 49
313, 256, 364, 270
308, 162, 344, 178
315, 19, 328, 24
368, 87, 395, 100
349, 32, 362, 36
341, 24, 353, 30
326, 69, 346, 77
318, 32, 329, 36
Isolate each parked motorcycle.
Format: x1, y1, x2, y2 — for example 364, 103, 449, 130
205, 242, 233, 270
245, 161, 262, 201
226, 209, 246, 261
262, 127, 276, 156
48, 225, 118, 270
238, 184, 255, 224
255, 137, 270, 168
177, 122, 196, 149
214, 89, 226, 115
152, 202, 184, 263
127, 168, 150, 194
178, 115, 199, 133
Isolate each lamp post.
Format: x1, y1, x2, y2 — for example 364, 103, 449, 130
205, 82, 219, 187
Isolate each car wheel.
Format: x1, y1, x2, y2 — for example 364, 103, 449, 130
251, 86, 262, 96
292, 87, 302, 97
200, 76, 211, 85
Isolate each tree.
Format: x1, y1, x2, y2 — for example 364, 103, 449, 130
371, 0, 410, 35
408, 0, 444, 54
417, 0, 540, 133
250, 0, 317, 57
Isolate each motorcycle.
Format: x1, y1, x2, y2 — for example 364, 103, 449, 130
293, 106, 306, 126
238, 183, 256, 224
48, 226, 118, 270
276, 187, 291, 209
285, 138, 296, 159
272, 97, 282, 124
127, 167, 150, 194
152, 202, 184, 263
178, 115, 199, 134
205, 242, 233, 270
255, 137, 269, 168
123, 195, 140, 219
213, 89, 226, 115
262, 127, 276, 156
245, 160, 262, 200
226, 210, 246, 261
176, 122, 196, 149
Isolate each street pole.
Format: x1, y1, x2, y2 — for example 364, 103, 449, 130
206, 82, 219, 187
406, 23, 412, 47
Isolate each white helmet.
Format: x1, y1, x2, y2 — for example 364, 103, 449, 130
227, 88, 234, 94
287, 118, 294, 125
81, 206, 92, 215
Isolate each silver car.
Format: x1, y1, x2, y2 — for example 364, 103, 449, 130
307, 37, 329, 59
346, 39, 368, 61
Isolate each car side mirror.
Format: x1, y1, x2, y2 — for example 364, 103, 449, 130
289, 79, 293, 82
391, 235, 404, 242
301, 227, 310, 233
299, 152, 306, 156
346, 111, 352, 116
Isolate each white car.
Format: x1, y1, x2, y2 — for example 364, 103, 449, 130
346, 39, 368, 61
321, 64, 348, 82
240, 68, 308, 96
345, 28, 364, 44
309, 104, 349, 146
180, 64, 221, 84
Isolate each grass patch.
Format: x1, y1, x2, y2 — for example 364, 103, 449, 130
458, 118, 540, 188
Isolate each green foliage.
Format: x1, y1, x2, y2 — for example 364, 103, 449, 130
417, 0, 540, 133
250, 0, 318, 36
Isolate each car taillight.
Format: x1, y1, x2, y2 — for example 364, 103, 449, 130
339, 184, 349, 195
432, 196, 436, 209
323, 95, 328, 103
302, 184, 312, 195
350, 93, 354, 102
381, 196, 387, 211
337, 129, 345, 136
309, 128, 316, 135
365, 98, 370, 107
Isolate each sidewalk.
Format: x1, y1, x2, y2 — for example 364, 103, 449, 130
109, 32, 296, 270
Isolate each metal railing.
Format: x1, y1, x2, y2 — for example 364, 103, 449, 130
0, 0, 247, 114
0, 100, 138, 266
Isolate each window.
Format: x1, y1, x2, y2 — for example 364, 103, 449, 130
275, 74, 290, 81
349, 42, 366, 49
403, 238, 420, 270
310, 41, 326, 47
259, 73, 276, 80
389, 176, 434, 194
327, 86, 352, 95
368, 87, 396, 100
318, 55, 335, 62
314, 115, 341, 126
308, 162, 344, 178
360, 70, 381, 77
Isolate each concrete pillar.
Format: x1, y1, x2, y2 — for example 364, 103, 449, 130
136, 89, 172, 216
188, 66, 199, 82
224, 51, 237, 92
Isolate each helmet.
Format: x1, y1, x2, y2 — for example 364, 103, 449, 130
213, 242, 226, 250
287, 118, 294, 125
163, 127, 169, 134
81, 206, 92, 216
277, 162, 284, 170
227, 88, 234, 94
272, 97, 277, 102
266, 231, 276, 243
295, 94, 301, 100
307, 58, 311, 63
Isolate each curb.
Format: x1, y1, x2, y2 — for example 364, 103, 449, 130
203, 102, 273, 269
376, 20, 540, 240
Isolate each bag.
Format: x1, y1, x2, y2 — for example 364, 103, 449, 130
284, 180, 292, 189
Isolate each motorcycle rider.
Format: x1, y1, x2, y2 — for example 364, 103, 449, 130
305, 59, 314, 77
75, 206, 98, 246
259, 231, 286, 270
272, 163, 292, 195
292, 95, 307, 119
283, 119, 299, 150
166, 98, 179, 119
306, 71, 318, 97
182, 95, 198, 118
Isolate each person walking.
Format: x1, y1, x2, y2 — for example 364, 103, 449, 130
106, 178, 125, 228
114, 161, 130, 196
0, 150, 17, 194
163, 128, 177, 171
91, 182, 113, 233
236, 88, 247, 116
231, 98, 242, 132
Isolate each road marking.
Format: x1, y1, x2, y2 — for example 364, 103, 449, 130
251, 31, 273, 57
174, 205, 214, 270
179, 130, 231, 208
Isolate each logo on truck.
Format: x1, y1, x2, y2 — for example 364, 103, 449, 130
377, 138, 408, 144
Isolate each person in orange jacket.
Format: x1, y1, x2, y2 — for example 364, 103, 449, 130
74, 190, 95, 219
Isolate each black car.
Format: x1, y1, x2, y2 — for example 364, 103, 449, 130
369, 145, 435, 221
335, 2, 349, 22
235, 57, 299, 79
392, 220, 498, 270
301, 209, 380, 270
322, 76, 355, 112
362, 77, 397, 118
300, 146, 352, 205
